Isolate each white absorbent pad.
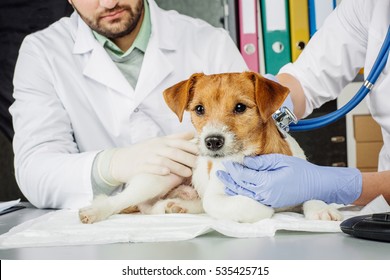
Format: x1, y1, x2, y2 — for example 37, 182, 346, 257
0, 196, 389, 248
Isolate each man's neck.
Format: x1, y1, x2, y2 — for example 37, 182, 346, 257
112, 9, 145, 52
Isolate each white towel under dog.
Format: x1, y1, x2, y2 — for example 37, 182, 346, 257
0, 196, 389, 249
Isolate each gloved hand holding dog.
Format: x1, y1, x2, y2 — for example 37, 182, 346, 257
97, 132, 198, 187
217, 154, 362, 208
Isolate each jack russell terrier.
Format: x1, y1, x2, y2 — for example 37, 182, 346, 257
79, 72, 342, 224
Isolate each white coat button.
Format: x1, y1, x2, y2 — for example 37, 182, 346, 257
133, 108, 140, 113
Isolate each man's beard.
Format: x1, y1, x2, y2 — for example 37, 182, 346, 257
76, 1, 144, 40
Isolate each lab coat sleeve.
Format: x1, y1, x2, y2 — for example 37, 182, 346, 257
10, 35, 96, 209
278, 0, 370, 117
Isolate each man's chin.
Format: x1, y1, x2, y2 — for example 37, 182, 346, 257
98, 26, 132, 39
97, 13, 140, 39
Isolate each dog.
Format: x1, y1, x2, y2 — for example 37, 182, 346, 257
79, 72, 342, 224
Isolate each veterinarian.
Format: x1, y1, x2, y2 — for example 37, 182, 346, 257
10, 0, 248, 209
218, 0, 390, 208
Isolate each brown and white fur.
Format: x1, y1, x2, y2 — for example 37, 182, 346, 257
79, 72, 342, 224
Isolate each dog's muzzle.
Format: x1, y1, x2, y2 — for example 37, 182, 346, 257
205, 135, 225, 151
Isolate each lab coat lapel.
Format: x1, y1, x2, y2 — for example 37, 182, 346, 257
84, 47, 134, 97
134, 44, 173, 103
133, 0, 176, 104
73, 15, 134, 97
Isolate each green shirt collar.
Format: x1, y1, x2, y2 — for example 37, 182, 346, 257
93, 0, 151, 58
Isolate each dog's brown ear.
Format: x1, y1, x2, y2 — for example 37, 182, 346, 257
249, 72, 290, 122
163, 73, 204, 122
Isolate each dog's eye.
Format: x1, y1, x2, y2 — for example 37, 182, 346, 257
195, 105, 205, 116
234, 103, 247, 114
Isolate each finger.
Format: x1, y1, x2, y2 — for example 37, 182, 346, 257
216, 170, 256, 198
165, 131, 195, 141
222, 161, 268, 191
158, 147, 198, 168
150, 156, 193, 177
137, 164, 171, 176
222, 161, 250, 185
225, 188, 238, 196
215, 170, 236, 195
163, 173, 185, 187
243, 154, 286, 171
238, 170, 268, 191
222, 161, 249, 187
144, 173, 185, 190
167, 138, 199, 155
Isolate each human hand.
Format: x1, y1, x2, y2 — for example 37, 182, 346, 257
109, 131, 198, 184
216, 154, 362, 208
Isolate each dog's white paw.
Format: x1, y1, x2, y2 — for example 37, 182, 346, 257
303, 200, 343, 221
79, 206, 102, 224
166, 201, 188, 213
79, 195, 114, 224
142, 199, 189, 215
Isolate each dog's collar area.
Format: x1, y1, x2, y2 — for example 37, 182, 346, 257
272, 106, 297, 138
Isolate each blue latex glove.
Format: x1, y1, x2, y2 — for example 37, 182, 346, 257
216, 154, 362, 208
264, 74, 294, 112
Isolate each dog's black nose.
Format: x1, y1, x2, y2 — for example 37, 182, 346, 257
205, 135, 225, 151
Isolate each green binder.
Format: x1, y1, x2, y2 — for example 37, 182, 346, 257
260, 0, 292, 75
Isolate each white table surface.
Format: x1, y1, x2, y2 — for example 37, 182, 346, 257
0, 204, 389, 260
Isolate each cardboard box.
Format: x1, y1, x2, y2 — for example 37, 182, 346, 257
354, 115, 383, 142
356, 142, 383, 168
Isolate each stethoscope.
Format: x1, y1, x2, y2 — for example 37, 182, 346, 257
274, 26, 390, 133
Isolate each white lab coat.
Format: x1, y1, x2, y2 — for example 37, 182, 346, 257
279, 0, 390, 171
10, 0, 248, 209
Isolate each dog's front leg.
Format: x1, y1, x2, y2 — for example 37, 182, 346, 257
202, 165, 274, 223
